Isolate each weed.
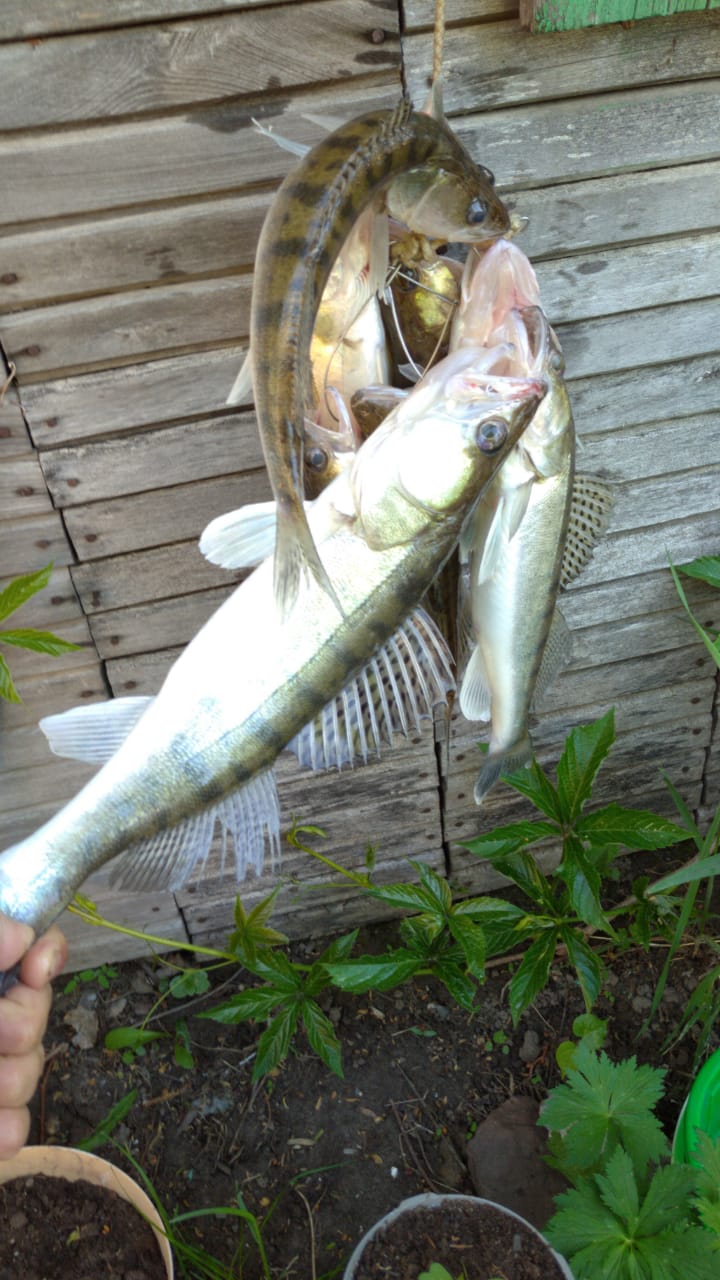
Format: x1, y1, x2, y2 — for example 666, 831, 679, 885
0, 563, 80, 702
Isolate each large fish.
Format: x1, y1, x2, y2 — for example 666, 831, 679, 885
455, 248, 612, 803
0, 354, 544, 949
250, 99, 513, 618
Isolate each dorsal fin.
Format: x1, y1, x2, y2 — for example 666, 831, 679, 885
287, 607, 454, 770
560, 474, 614, 587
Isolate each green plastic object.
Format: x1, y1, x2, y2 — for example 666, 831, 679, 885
672, 1047, 720, 1165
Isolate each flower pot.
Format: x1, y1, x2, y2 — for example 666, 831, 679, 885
0, 1144, 173, 1278
342, 1191, 574, 1279
672, 1046, 720, 1165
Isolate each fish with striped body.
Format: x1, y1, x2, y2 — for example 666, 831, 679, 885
250, 99, 512, 618
0, 354, 544, 950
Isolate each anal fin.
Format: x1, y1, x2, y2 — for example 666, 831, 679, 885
40, 696, 154, 764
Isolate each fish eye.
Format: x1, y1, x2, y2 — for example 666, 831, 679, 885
550, 349, 565, 373
476, 418, 508, 453
306, 446, 329, 472
466, 197, 488, 226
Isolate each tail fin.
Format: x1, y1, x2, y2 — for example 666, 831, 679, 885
474, 736, 532, 805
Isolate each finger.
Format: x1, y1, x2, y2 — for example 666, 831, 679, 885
17, 927, 67, 991
0, 983, 52, 1056
0, 1105, 31, 1162
0, 917, 34, 974
0, 1044, 44, 1110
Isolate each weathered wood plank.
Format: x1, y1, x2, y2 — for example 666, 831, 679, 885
7, 231, 719, 382
544, 642, 716, 711
21, 348, 244, 449
4, 275, 253, 382
71, 541, 242, 613
2, 0, 296, 40
519, 1, 716, 35
560, 567, 717, 632
567, 592, 720, 667
0, 3, 401, 130
1, 511, 75, 573
517, 161, 720, 259
106, 647, 184, 695
62, 473, 269, 560
0, 455, 53, 518
57, 886, 190, 973
557, 298, 718, 381
1, 80, 715, 228
563, 510, 720, 589
0, 660, 108, 733
39, 413, 263, 505
579, 413, 720, 483
0, 565, 85, 629
405, 0, 516, 25
598, 467, 720, 535
0, 193, 267, 309
403, 12, 720, 114
0, 379, 30, 459
570, 352, 720, 435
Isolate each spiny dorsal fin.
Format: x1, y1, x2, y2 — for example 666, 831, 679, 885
109, 768, 280, 891
287, 607, 454, 771
560, 474, 614, 588
40, 696, 154, 764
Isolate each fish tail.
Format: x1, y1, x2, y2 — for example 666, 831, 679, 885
274, 502, 345, 620
474, 735, 532, 805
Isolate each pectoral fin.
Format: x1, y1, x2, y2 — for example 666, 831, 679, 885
288, 607, 454, 770
226, 349, 254, 406
200, 502, 279, 570
458, 644, 491, 723
40, 696, 154, 763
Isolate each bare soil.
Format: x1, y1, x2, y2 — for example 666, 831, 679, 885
28, 848, 719, 1279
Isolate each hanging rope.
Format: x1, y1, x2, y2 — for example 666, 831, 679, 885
432, 0, 445, 91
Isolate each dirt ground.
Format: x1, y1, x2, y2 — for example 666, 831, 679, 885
29, 847, 719, 1279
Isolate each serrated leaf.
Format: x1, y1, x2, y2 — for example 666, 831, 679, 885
556, 709, 615, 823
595, 1146, 640, 1225
0, 563, 53, 623
503, 757, 563, 821
250, 948, 302, 992
0, 653, 21, 703
432, 960, 478, 1011
317, 930, 359, 965
169, 968, 210, 999
198, 987, 281, 1023
418, 861, 452, 912
229, 886, 288, 963
636, 1160, 698, 1235
679, 555, 720, 589
460, 819, 558, 860
540, 1044, 668, 1176
692, 1131, 720, 1202
366, 882, 441, 915
561, 927, 603, 1010
104, 1027, 166, 1051
252, 1003, 300, 1080
302, 1000, 343, 1078
557, 836, 604, 930
577, 805, 689, 851
508, 928, 558, 1024
493, 849, 556, 910
0, 628, 81, 655
324, 952, 421, 994
448, 916, 486, 979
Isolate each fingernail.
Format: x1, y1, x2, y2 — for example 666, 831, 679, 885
45, 947, 65, 981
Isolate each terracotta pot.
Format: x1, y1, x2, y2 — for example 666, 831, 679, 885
0, 1144, 173, 1278
342, 1191, 574, 1279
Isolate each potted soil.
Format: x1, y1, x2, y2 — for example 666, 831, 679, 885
342, 1192, 573, 1279
0, 1144, 173, 1278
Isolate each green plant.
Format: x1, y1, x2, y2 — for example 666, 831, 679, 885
63, 963, 119, 996
0, 563, 80, 702
540, 1044, 720, 1279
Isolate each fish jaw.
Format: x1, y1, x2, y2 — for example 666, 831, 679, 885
452, 239, 540, 349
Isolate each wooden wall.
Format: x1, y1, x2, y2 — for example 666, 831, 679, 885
0, 1, 718, 967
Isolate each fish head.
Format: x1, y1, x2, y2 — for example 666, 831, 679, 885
386, 158, 510, 247
303, 405, 360, 498
351, 347, 545, 549
452, 238, 540, 349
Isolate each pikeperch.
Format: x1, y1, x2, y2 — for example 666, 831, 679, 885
0, 355, 544, 947
250, 98, 512, 618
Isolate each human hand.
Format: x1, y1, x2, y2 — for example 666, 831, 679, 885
0, 916, 67, 1159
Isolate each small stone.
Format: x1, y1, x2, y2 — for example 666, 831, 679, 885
426, 1001, 451, 1021
64, 1004, 99, 1049
518, 1029, 540, 1064
108, 996, 128, 1020
631, 995, 652, 1014
466, 1095, 567, 1229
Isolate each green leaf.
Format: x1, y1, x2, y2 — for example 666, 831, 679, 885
0, 628, 81, 655
366, 881, 441, 915
650, 854, 720, 895
324, 952, 422, 994
460, 819, 558, 860
199, 986, 282, 1023
418, 860, 453, 911
577, 805, 689, 851
229, 886, 288, 964
104, 1027, 166, 1051
679, 555, 720, 589
636, 1160, 698, 1236
0, 653, 21, 703
0, 563, 53, 623
253, 1003, 300, 1080
77, 1089, 138, 1152
557, 836, 605, 930
693, 1131, 720, 1204
301, 1000, 343, 1078
432, 960, 478, 1011
503, 757, 563, 821
669, 559, 720, 668
452, 897, 528, 958
595, 1145, 640, 1225
250, 948, 303, 992
561, 927, 603, 1010
493, 849, 556, 910
508, 928, 558, 1024
173, 1018, 194, 1070
448, 915, 486, 980
556, 709, 615, 823
317, 930, 359, 966
168, 968, 210, 999
540, 1044, 668, 1177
